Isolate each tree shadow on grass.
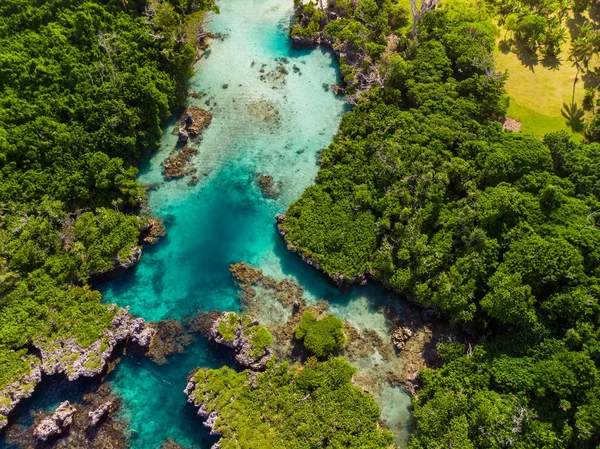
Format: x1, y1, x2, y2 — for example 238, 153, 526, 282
541, 54, 563, 70
582, 67, 600, 90
498, 38, 512, 54
567, 14, 587, 41
562, 101, 586, 132
513, 39, 539, 71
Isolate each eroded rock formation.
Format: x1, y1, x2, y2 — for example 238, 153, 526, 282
34, 401, 77, 442
0, 306, 154, 429
4, 383, 127, 448
209, 312, 273, 370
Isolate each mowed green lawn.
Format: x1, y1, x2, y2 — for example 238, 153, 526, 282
495, 38, 592, 139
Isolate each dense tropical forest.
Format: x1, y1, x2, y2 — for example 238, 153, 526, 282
281, 0, 600, 446
3, 0, 600, 446
0, 0, 215, 424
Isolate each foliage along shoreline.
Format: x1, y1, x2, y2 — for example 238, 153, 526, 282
280, 0, 600, 447
185, 310, 395, 449
0, 0, 217, 430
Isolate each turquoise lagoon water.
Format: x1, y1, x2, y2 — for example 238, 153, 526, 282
0, 0, 413, 447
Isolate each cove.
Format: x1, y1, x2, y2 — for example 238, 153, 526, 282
1, 0, 413, 447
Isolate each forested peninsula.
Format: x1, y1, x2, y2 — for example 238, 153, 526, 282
0, 0, 216, 429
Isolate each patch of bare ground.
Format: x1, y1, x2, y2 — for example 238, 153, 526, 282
500, 116, 523, 132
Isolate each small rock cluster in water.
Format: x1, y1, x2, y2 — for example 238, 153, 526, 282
163, 107, 213, 183
3, 384, 127, 449
256, 174, 280, 199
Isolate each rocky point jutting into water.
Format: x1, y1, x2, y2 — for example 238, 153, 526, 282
208, 312, 274, 370
275, 213, 368, 289
0, 307, 154, 430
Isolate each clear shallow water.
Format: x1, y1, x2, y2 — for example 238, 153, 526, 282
0, 0, 413, 447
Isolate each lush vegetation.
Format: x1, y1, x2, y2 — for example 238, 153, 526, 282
189, 357, 394, 449
284, 0, 600, 446
217, 313, 273, 357
0, 0, 215, 390
294, 312, 346, 358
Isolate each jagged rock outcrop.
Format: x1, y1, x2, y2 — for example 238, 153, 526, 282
180, 107, 212, 136
115, 245, 142, 270
184, 377, 223, 449
88, 402, 112, 427
0, 358, 42, 431
209, 313, 273, 370
35, 306, 155, 381
33, 401, 77, 442
4, 383, 127, 448
0, 306, 155, 430
140, 217, 166, 244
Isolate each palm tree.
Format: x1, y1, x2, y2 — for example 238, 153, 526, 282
570, 24, 600, 71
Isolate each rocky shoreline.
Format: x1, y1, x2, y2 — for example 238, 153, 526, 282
0, 306, 155, 431
3, 383, 128, 448
289, 0, 382, 102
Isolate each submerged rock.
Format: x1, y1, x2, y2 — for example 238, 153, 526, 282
146, 319, 193, 364
247, 99, 280, 125
161, 438, 191, 449
188, 310, 222, 336
257, 174, 280, 199
34, 401, 77, 442
163, 145, 199, 180
88, 401, 112, 427
209, 312, 273, 370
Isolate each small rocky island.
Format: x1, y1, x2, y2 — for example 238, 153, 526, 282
163, 106, 214, 182
209, 312, 274, 370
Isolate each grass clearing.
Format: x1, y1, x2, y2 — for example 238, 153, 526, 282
495, 40, 589, 138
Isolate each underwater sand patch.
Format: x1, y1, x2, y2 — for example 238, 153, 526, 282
247, 99, 280, 125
